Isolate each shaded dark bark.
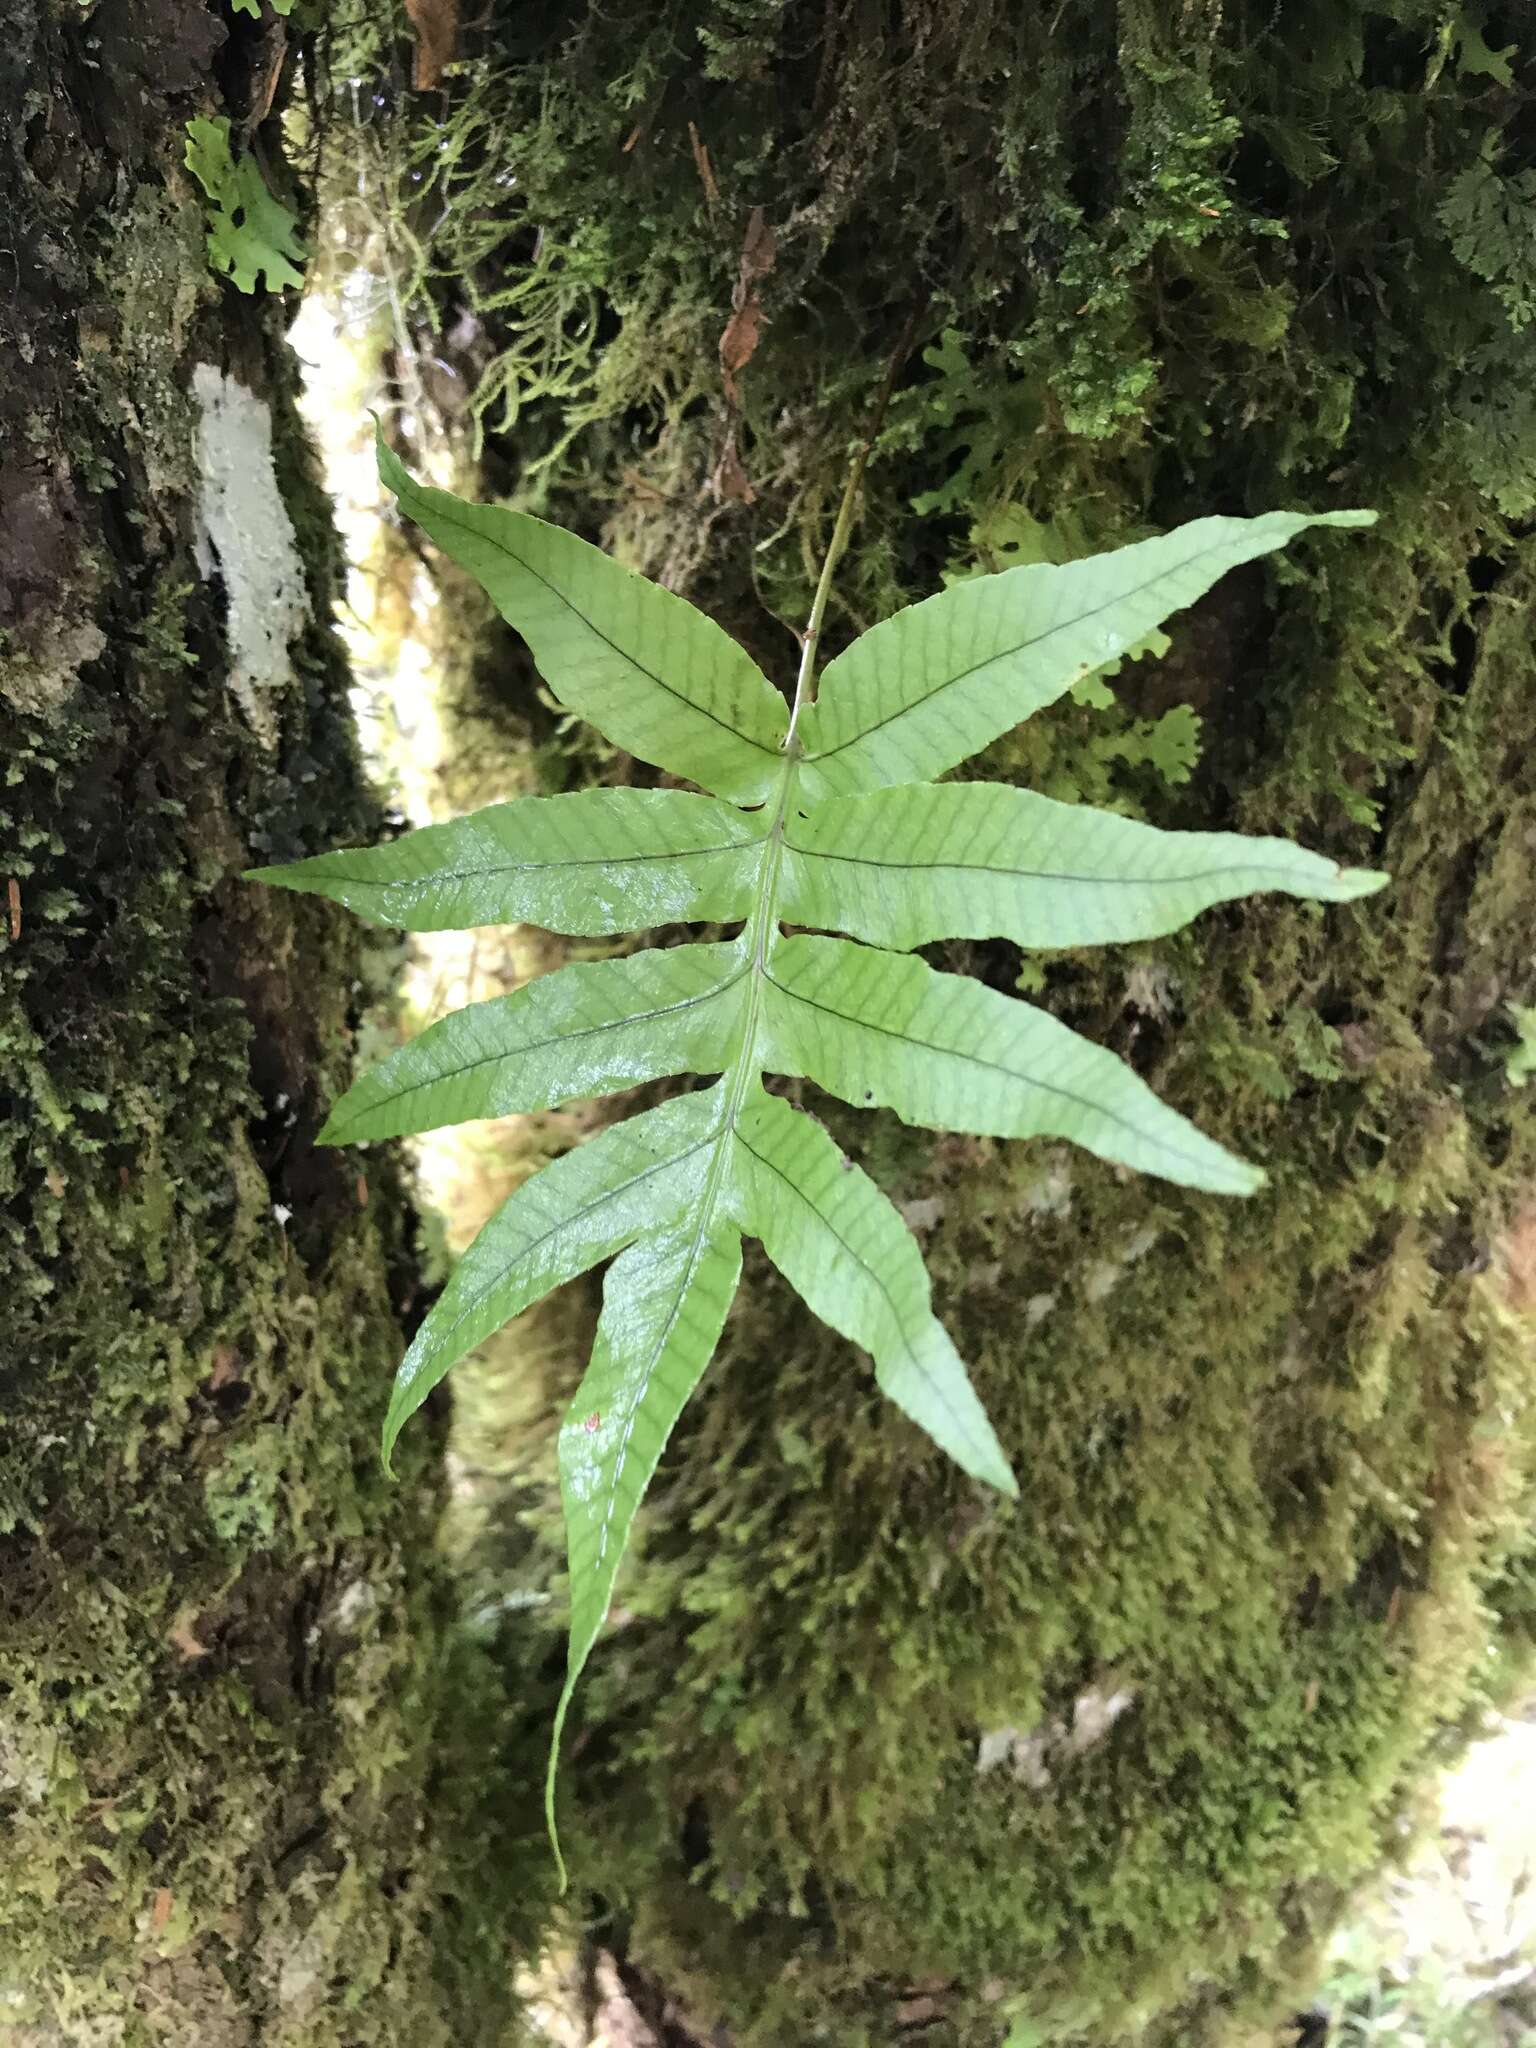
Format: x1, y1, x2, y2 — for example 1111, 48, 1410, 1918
0, 4, 546, 2037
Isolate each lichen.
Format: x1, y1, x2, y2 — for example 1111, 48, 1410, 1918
192, 362, 311, 744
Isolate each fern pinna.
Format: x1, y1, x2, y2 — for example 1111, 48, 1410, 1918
251, 433, 1384, 1869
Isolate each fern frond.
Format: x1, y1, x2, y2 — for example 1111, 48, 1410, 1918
250, 432, 1385, 1875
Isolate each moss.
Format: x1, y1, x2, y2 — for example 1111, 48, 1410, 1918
0, 5, 552, 2037
318, 0, 1536, 2037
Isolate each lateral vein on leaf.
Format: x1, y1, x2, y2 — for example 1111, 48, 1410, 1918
392, 480, 785, 758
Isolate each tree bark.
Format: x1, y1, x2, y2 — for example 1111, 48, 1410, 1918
353, 1, 1536, 2039
0, 5, 545, 2039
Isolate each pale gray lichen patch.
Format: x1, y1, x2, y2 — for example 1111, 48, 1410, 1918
192, 362, 309, 744
977, 1684, 1138, 1789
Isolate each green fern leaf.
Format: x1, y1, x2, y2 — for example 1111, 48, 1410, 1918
551, 1217, 743, 1880
380, 1086, 727, 1466
762, 935, 1260, 1193
781, 782, 1386, 953
377, 440, 788, 801
318, 940, 748, 1145
795, 511, 1375, 802
729, 1087, 1016, 1496
248, 787, 765, 934
184, 117, 305, 295
251, 434, 1386, 1875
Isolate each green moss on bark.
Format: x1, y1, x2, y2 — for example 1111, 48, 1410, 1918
0, 3, 549, 2038
330, 0, 1536, 2037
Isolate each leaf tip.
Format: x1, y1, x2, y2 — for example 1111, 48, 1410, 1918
1317, 508, 1377, 529
374, 420, 411, 502
1335, 865, 1390, 901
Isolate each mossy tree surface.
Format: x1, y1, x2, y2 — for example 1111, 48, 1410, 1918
335, 1, 1536, 2041
0, 4, 548, 2039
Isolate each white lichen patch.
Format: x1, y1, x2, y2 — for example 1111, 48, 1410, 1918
192, 362, 309, 744
978, 1683, 1137, 1789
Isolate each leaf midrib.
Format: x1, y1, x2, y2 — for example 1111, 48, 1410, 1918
783, 839, 1332, 892
304, 836, 760, 891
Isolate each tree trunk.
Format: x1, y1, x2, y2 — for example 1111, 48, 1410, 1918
351, 1, 1536, 2039
0, 5, 546, 2039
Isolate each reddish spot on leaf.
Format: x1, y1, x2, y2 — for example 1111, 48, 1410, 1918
582, 1412, 602, 1433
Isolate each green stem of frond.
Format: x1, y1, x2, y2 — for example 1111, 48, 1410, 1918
784, 457, 865, 749
784, 300, 927, 749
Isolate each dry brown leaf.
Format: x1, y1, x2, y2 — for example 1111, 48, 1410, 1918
718, 302, 763, 398
151, 1887, 174, 1934
687, 121, 719, 207
7, 877, 20, 941
403, 0, 459, 90
718, 206, 776, 403
738, 204, 776, 288
249, 24, 287, 126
